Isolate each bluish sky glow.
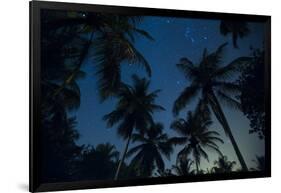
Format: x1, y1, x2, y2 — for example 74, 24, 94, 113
71, 16, 265, 171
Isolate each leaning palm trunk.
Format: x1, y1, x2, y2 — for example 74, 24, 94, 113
208, 91, 248, 171
114, 132, 133, 180
195, 162, 199, 174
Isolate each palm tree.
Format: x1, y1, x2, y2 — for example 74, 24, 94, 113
172, 157, 195, 176
250, 155, 265, 171
171, 100, 224, 174
220, 20, 250, 48
41, 68, 85, 113
78, 143, 120, 180
103, 75, 165, 180
95, 143, 120, 163
173, 43, 251, 171
126, 123, 173, 177
43, 12, 153, 100
94, 16, 154, 100
211, 155, 236, 173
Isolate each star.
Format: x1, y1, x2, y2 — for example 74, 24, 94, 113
203, 36, 208, 40
184, 27, 190, 38
176, 80, 181, 85
184, 27, 195, 43
190, 37, 195, 43
166, 19, 171, 24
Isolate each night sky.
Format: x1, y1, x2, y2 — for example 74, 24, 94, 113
70, 15, 265, 170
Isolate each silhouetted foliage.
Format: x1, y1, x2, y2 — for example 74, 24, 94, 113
40, 10, 86, 183
173, 43, 251, 171
39, 9, 266, 182
127, 123, 173, 177
41, 10, 153, 101
250, 155, 265, 171
211, 156, 236, 173
172, 157, 196, 176
154, 169, 175, 177
40, 10, 153, 182
40, 112, 83, 182
76, 143, 119, 180
238, 48, 265, 139
220, 20, 250, 48
170, 100, 224, 173
103, 75, 165, 179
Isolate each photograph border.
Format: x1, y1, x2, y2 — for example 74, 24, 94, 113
30, 1, 271, 192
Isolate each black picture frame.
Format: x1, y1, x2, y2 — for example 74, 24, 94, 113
30, 1, 271, 192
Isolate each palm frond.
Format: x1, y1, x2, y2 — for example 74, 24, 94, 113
173, 85, 199, 115
124, 41, 152, 76
155, 151, 165, 172
169, 137, 187, 145
214, 57, 252, 80
134, 28, 155, 41
176, 57, 197, 79
198, 145, 209, 162
126, 144, 145, 158
131, 133, 149, 143
103, 109, 126, 127
216, 91, 241, 110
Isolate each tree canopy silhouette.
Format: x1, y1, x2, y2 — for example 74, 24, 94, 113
238, 48, 265, 139
173, 43, 251, 171
103, 75, 165, 179
211, 155, 236, 173
171, 100, 224, 173
250, 155, 265, 171
220, 20, 250, 48
172, 157, 195, 176
76, 143, 120, 180
127, 123, 173, 177
42, 10, 154, 101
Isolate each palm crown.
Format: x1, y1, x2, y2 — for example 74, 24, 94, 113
171, 100, 224, 173
220, 21, 250, 48
211, 155, 236, 173
43, 13, 154, 101
103, 75, 165, 179
172, 157, 195, 176
127, 123, 173, 177
173, 43, 251, 171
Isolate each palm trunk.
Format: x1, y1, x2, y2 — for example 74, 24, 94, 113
114, 132, 133, 180
208, 91, 248, 171
196, 162, 199, 174
232, 32, 238, 48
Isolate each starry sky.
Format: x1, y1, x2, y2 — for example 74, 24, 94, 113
70, 15, 266, 171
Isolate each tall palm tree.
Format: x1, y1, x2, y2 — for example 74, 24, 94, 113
172, 157, 195, 176
211, 155, 236, 173
220, 20, 250, 48
173, 43, 251, 171
171, 100, 224, 174
126, 123, 173, 177
43, 12, 153, 100
103, 75, 165, 180
94, 15, 154, 100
